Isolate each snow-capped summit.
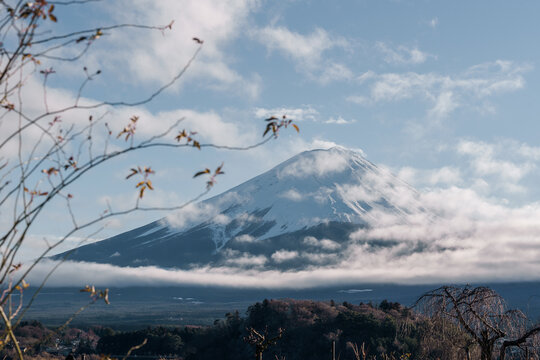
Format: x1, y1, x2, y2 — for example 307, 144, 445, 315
55, 147, 425, 270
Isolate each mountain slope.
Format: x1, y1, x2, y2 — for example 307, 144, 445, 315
54, 147, 427, 270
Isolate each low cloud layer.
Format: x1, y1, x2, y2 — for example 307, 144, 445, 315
23, 180, 540, 288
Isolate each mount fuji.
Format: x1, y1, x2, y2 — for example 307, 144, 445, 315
54, 147, 429, 270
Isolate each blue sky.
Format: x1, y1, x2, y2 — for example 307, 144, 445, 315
7, 0, 540, 270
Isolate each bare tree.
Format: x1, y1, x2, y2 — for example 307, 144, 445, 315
419, 315, 477, 360
499, 325, 540, 360
0, 1, 299, 358
416, 285, 540, 360
244, 326, 284, 360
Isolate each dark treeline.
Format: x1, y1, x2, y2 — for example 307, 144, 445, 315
96, 298, 423, 359
9, 299, 448, 359
7, 295, 539, 359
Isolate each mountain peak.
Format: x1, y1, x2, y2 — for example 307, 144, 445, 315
56, 146, 423, 270
266, 146, 371, 180
294, 145, 367, 160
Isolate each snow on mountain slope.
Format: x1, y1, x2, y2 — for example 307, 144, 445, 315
54, 147, 429, 269
168, 146, 424, 244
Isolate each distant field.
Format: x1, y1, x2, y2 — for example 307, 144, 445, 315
17, 282, 540, 329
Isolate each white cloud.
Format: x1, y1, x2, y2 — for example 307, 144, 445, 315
254, 26, 347, 67
253, 26, 352, 83
309, 139, 343, 150
427, 167, 463, 186
376, 42, 434, 65
233, 234, 256, 243
271, 249, 299, 263
164, 191, 249, 230
282, 138, 364, 157
428, 17, 439, 28
371, 73, 438, 102
325, 116, 356, 125
108, 107, 257, 147
254, 106, 319, 122
166, 201, 229, 229
457, 140, 534, 189
301, 252, 339, 264
0, 75, 104, 160
349, 60, 532, 118
236, 212, 263, 224
428, 91, 459, 118
223, 249, 267, 267
398, 166, 462, 187
278, 149, 349, 178
357, 71, 376, 84
280, 189, 304, 201
398, 139, 540, 196
517, 144, 540, 160
303, 236, 340, 251
337, 167, 423, 215
0, 74, 258, 166
336, 183, 381, 204
319, 63, 354, 84
350, 186, 540, 270
99, 0, 260, 96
